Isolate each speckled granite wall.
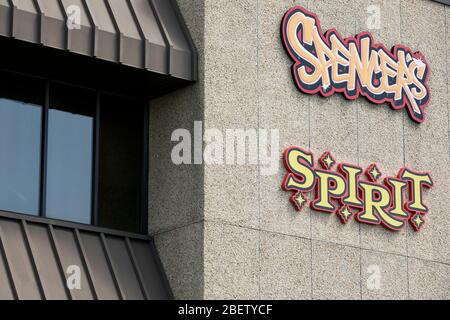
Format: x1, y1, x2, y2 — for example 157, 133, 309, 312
150, 0, 450, 300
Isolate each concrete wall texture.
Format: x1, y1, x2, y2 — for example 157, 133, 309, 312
149, 0, 450, 299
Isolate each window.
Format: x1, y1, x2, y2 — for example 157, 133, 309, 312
0, 74, 43, 216
98, 95, 147, 233
0, 71, 148, 234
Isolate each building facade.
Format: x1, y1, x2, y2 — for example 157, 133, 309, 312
0, 0, 449, 300
151, 0, 450, 300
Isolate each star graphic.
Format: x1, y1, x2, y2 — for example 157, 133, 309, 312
322, 83, 330, 91
367, 164, 382, 182
337, 206, 353, 224
414, 57, 426, 69
410, 213, 425, 231
320, 152, 335, 170
292, 192, 308, 211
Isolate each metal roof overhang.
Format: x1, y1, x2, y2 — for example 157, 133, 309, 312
0, 0, 197, 97
432, 0, 450, 6
0, 211, 173, 300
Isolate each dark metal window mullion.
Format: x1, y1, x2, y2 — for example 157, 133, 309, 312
39, 80, 50, 218
91, 92, 101, 226
140, 102, 149, 234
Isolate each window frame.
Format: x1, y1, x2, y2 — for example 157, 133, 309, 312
0, 69, 149, 235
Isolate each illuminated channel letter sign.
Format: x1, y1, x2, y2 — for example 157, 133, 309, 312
281, 6, 431, 123
282, 147, 433, 232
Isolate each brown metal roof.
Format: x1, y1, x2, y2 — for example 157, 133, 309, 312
0, 0, 196, 81
0, 211, 172, 300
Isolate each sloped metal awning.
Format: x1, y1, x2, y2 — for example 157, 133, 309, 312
0, 0, 196, 81
0, 211, 172, 300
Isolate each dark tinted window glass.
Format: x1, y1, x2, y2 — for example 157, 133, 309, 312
0, 74, 43, 215
46, 84, 95, 224
98, 95, 145, 233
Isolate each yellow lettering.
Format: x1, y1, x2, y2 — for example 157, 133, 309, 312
283, 147, 316, 192
401, 168, 433, 213
339, 164, 363, 207
358, 183, 404, 230
312, 170, 346, 212
386, 178, 409, 219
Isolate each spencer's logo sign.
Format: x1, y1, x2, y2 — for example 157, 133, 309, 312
281, 6, 431, 123
282, 147, 433, 232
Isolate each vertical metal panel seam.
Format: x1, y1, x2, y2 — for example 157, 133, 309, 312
104, 0, 122, 64
169, 0, 197, 80
100, 233, 125, 300
0, 222, 18, 300
48, 224, 73, 300
57, 0, 70, 51
126, 0, 146, 69
74, 229, 98, 300
82, 0, 98, 57
21, 219, 46, 300
32, 0, 43, 44
8, 0, 16, 38
125, 237, 150, 300
4, 0, 12, 37
148, 0, 173, 76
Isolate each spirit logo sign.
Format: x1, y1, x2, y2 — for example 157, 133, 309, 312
282, 147, 433, 232
281, 6, 431, 123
